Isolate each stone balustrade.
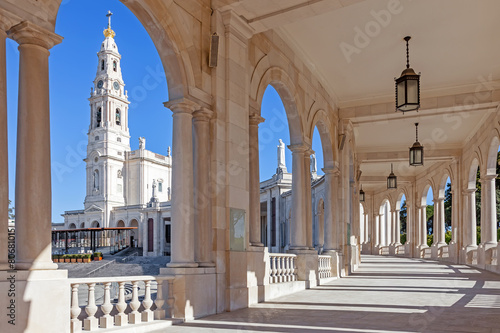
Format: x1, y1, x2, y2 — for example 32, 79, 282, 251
269, 253, 297, 284
396, 244, 406, 256
318, 255, 332, 279
68, 275, 174, 332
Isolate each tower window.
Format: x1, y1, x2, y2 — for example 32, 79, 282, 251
93, 170, 99, 190
96, 108, 102, 127
115, 109, 121, 125
158, 182, 163, 192
113, 61, 117, 72
101, 60, 104, 71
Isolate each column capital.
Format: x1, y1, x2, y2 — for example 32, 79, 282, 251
287, 143, 310, 153
164, 98, 200, 114
8, 21, 62, 49
305, 148, 315, 156
322, 167, 340, 176
192, 108, 213, 122
249, 113, 264, 125
480, 174, 497, 182
221, 9, 255, 41
463, 188, 476, 195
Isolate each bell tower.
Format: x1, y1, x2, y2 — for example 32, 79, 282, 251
84, 11, 130, 226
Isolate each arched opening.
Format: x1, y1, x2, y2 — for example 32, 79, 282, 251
101, 59, 104, 71
359, 203, 365, 244
258, 85, 293, 252
485, 138, 500, 243
80, 222, 85, 228
96, 107, 102, 127
438, 176, 452, 244
115, 108, 121, 125
117, 220, 125, 227
315, 198, 325, 252
68, 223, 76, 229
129, 219, 139, 248
398, 193, 407, 244
379, 200, 391, 247
113, 60, 117, 72
91, 221, 100, 228
422, 185, 434, 246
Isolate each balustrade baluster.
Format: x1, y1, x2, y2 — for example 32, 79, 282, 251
115, 281, 128, 326
276, 256, 282, 283
142, 280, 154, 322
70, 284, 81, 333
154, 279, 166, 319
129, 281, 141, 324
100, 282, 114, 328
84, 283, 98, 331
270, 256, 277, 284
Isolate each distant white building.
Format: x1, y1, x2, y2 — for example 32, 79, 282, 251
62, 18, 172, 256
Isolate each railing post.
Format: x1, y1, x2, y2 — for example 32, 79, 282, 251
129, 281, 142, 324
84, 283, 98, 331
70, 284, 82, 333
154, 279, 166, 319
100, 282, 114, 328
115, 281, 128, 326
142, 280, 154, 322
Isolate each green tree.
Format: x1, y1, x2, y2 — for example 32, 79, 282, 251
400, 200, 407, 234
8, 200, 14, 220
426, 205, 434, 235
476, 167, 481, 226
444, 182, 452, 230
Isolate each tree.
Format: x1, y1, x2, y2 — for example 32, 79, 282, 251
8, 200, 14, 220
400, 200, 407, 234
444, 182, 452, 230
476, 167, 481, 226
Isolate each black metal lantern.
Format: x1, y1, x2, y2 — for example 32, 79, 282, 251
359, 185, 365, 202
409, 122, 424, 166
395, 36, 420, 112
387, 163, 397, 189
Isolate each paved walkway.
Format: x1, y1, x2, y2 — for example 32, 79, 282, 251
162, 255, 500, 333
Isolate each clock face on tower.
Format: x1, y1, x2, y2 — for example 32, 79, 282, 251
97, 80, 104, 89
113, 82, 120, 90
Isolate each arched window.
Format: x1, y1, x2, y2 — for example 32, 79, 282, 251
115, 109, 121, 125
113, 61, 117, 72
93, 169, 99, 190
101, 60, 104, 71
158, 182, 163, 192
96, 107, 102, 127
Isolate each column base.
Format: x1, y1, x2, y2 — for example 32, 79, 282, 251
289, 246, 309, 251
197, 262, 216, 267
167, 262, 199, 268
250, 242, 264, 247
99, 315, 113, 328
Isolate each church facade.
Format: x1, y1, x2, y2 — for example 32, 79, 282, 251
61, 18, 173, 256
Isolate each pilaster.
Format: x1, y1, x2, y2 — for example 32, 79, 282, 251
288, 144, 309, 250
249, 112, 265, 247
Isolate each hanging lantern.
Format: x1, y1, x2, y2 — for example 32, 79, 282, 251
409, 122, 424, 166
359, 185, 365, 202
395, 36, 420, 112
387, 163, 397, 189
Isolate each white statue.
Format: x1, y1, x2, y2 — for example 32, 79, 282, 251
139, 137, 146, 149
167, 146, 171, 157
277, 139, 286, 169
152, 179, 157, 198
311, 153, 317, 173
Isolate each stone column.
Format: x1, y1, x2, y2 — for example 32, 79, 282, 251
374, 214, 380, 247
164, 98, 199, 268
465, 189, 477, 246
480, 175, 497, 245
323, 167, 340, 251
435, 198, 446, 245
394, 209, 401, 245
364, 213, 369, 244
0, 20, 9, 270
288, 144, 307, 249
193, 108, 214, 266
304, 148, 313, 249
9, 22, 62, 270
249, 113, 264, 247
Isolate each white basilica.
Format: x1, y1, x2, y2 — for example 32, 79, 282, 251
62, 16, 173, 256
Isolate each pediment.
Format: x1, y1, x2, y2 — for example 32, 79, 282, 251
85, 205, 103, 213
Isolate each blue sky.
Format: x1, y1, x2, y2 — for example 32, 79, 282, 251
6, 0, 325, 223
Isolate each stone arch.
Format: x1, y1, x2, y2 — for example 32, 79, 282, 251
129, 218, 140, 247
421, 183, 433, 207
91, 220, 100, 228
68, 223, 76, 229
486, 135, 500, 176
468, 158, 480, 190
252, 66, 304, 145
437, 172, 452, 199
51, 0, 193, 101
308, 108, 336, 168
80, 222, 85, 228
395, 190, 408, 210
117, 220, 125, 228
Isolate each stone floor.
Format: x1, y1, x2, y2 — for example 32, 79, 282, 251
160, 255, 500, 333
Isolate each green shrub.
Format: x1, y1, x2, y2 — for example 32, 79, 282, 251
445, 231, 452, 244
400, 233, 407, 244
497, 228, 500, 242
477, 226, 481, 245
427, 234, 433, 247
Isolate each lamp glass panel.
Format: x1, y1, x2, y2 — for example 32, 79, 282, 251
397, 81, 406, 107
407, 79, 418, 104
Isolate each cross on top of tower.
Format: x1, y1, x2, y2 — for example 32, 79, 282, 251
103, 10, 115, 38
